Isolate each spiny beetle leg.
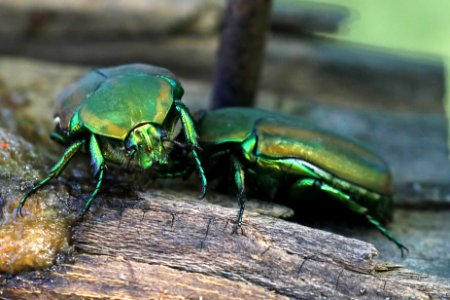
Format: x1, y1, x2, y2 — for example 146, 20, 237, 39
82, 135, 105, 215
231, 223, 246, 236
175, 101, 207, 199
17, 140, 84, 216
230, 155, 247, 235
50, 131, 70, 146
366, 215, 409, 257
293, 178, 408, 255
191, 149, 207, 199
82, 165, 105, 215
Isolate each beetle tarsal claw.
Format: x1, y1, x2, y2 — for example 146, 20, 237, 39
231, 223, 246, 236
197, 189, 206, 200
400, 245, 410, 258
16, 204, 24, 218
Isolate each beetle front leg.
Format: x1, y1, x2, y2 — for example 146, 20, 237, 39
230, 155, 246, 235
175, 101, 207, 198
50, 130, 70, 146
292, 178, 409, 256
156, 168, 193, 179
18, 140, 85, 216
154, 159, 195, 179
82, 134, 106, 215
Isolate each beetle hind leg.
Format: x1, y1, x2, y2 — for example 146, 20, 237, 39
292, 178, 408, 256
365, 215, 409, 256
17, 140, 84, 216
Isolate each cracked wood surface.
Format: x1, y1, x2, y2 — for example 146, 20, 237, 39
1, 190, 449, 299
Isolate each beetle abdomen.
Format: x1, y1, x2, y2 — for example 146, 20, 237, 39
198, 108, 392, 196
254, 117, 392, 195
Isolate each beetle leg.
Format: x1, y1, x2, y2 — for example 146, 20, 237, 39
50, 130, 71, 146
17, 140, 84, 216
156, 167, 194, 179
208, 149, 231, 160
82, 134, 106, 215
293, 178, 409, 256
230, 155, 246, 235
191, 149, 207, 199
175, 101, 207, 198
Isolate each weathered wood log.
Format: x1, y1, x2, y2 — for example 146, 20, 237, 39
1, 36, 443, 112
272, 2, 348, 34
0, 0, 347, 39
396, 182, 450, 208
1, 190, 449, 299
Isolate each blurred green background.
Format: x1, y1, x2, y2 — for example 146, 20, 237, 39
281, 0, 450, 149
281, 0, 450, 56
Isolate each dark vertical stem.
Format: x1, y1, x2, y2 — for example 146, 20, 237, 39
211, 0, 272, 109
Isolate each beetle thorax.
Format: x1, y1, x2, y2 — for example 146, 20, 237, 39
125, 123, 169, 169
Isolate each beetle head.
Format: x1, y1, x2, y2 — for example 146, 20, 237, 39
125, 123, 169, 169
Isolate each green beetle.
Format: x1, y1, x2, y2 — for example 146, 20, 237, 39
18, 64, 206, 214
195, 108, 407, 254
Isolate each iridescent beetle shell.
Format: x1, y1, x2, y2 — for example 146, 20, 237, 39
19, 64, 206, 216
199, 108, 392, 197
54, 64, 182, 140
196, 108, 405, 254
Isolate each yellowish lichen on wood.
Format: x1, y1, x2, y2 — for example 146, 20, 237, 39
0, 193, 71, 274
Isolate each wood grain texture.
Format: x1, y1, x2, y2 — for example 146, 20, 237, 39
1, 190, 448, 299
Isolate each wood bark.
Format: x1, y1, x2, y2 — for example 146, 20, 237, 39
0, 36, 443, 113
1, 190, 448, 299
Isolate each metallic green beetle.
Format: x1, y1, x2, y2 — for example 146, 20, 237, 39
195, 108, 407, 254
19, 64, 206, 214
